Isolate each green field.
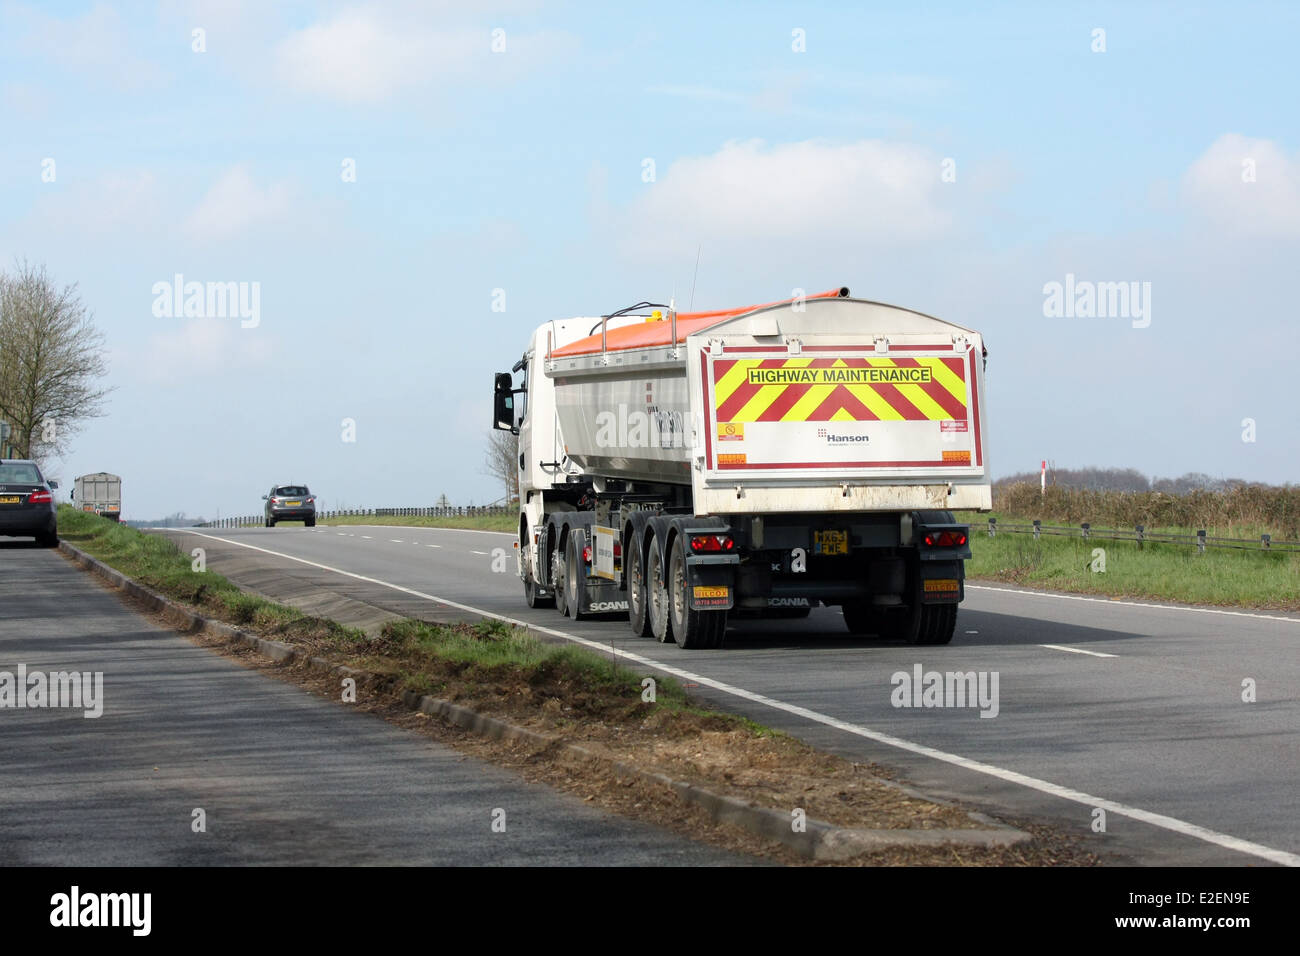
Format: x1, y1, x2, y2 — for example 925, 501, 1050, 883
958, 511, 1300, 610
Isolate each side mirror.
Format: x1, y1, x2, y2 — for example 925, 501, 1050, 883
493, 372, 516, 432
262, 495, 268, 500
49, 479, 59, 490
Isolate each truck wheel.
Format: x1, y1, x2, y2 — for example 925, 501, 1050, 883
565, 530, 589, 620
626, 536, 651, 637
647, 544, 674, 643
668, 538, 727, 649
524, 575, 554, 609
909, 603, 957, 645
552, 544, 569, 618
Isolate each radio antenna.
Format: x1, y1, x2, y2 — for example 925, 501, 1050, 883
688, 244, 702, 311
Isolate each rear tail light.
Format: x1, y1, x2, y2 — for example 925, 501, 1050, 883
922, 530, 967, 547
29, 489, 53, 504
690, 534, 734, 552
582, 545, 592, 564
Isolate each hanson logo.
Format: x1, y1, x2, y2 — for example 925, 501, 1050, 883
816, 428, 869, 444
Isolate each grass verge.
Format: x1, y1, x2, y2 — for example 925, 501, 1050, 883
958, 511, 1300, 610
316, 513, 515, 533
56, 506, 1097, 864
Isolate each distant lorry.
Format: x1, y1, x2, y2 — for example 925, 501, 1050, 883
493, 286, 991, 648
73, 473, 122, 521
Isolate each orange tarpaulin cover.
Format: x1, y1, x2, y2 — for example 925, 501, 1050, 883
550, 287, 848, 357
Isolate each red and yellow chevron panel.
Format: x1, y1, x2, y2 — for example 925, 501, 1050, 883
713, 357, 967, 424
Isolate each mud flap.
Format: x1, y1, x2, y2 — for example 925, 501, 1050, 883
919, 560, 964, 604
686, 554, 738, 611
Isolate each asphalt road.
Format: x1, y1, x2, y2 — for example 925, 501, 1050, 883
0, 542, 747, 865
159, 523, 1300, 867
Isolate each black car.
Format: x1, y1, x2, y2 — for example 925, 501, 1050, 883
263, 484, 316, 527
0, 459, 59, 546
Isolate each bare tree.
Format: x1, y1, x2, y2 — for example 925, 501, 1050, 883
0, 260, 112, 462
484, 430, 519, 505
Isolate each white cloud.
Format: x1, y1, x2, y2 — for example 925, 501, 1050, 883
183, 166, 291, 241
273, 7, 575, 104
31, 171, 166, 236
1182, 134, 1300, 239
12, 2, 165, 89
129, 318, 274, 386
619, 138, 955, 255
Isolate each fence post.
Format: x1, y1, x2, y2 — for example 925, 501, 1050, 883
1262, 533, 1271, 550
1197, 530, 1206, 554
1081, 522, 1090, 540
1032, 519, 1040, 541
1136, 524, 1145, 550
988, 517, 996, 537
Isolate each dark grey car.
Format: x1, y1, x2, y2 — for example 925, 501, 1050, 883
0, 459, 59, 546
263, 484, 316, 527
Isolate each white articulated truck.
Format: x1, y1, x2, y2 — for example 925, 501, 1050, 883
493, 287, 991, 648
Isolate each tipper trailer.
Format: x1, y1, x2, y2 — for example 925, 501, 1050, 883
493, 287, 991, 648
72, 472, 122, 521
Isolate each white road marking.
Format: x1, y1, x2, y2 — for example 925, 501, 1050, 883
390, 539, 404, 543
427, 544, 441, 549
969, 584, 1300, 624
1040, 643, 1118, 659
173, 528, 1300, 868
361, 535, 372, 539
336, 533, 347, 536
470, 550, 489, 556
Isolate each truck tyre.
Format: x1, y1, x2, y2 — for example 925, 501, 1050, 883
647, 543, 674, 643
668, 538, 727, 649
626, 535, 651, 637
524, 575, 554, 609
552, 543, 569, 618
565, 530, 589, 620
909, 603, 957, 645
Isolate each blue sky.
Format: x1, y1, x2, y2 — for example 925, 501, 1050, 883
2, 1, 1297, 519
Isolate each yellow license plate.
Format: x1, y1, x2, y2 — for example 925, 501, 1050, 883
693, 586, 729, 599
0, 495, 19, 504
814, 530, 848, 555
285, 500, 301, 507
924, 579, 959, 592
